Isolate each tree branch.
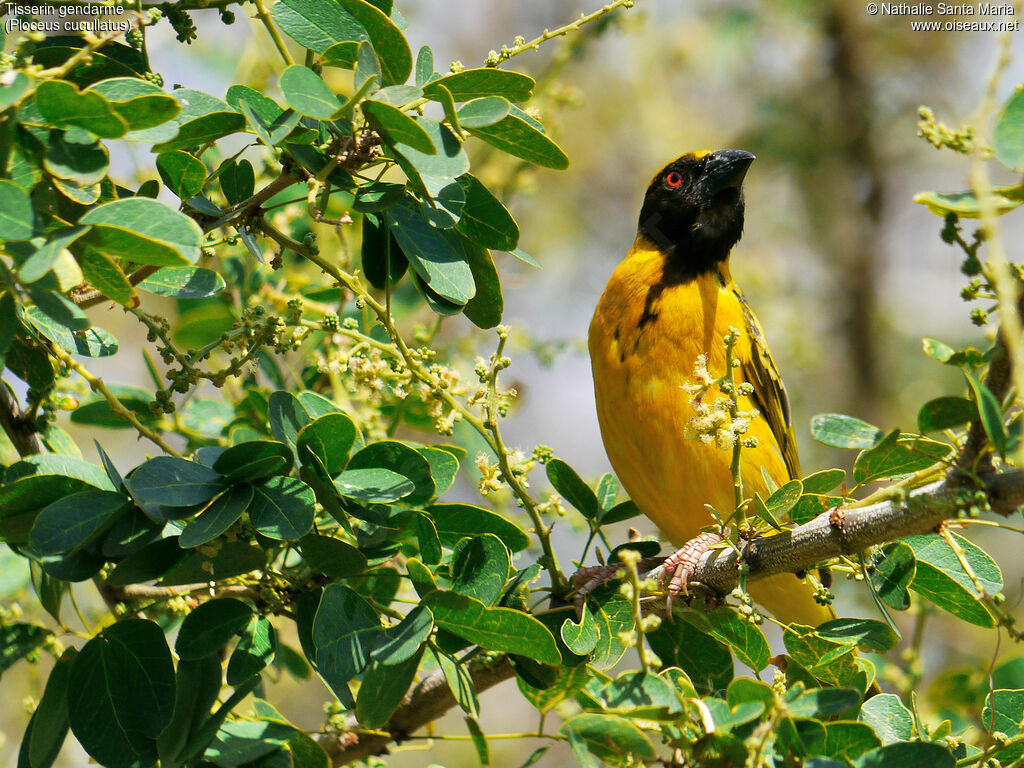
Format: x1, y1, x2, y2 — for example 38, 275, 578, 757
647, 470, 1024, 598
316, 655, 516, 766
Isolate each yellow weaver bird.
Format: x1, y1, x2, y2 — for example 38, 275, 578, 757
588, 149, 834, 628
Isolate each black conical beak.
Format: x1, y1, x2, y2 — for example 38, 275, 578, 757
701, 149, 756, 196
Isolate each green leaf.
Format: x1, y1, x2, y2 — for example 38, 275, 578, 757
869, 541, 915, 611
336, 0, 412, 86
823, 721, 881, 761
455, 173, 519, 251
180, 484, 253, 548
905, 533, 1002, 626
27, 647, 75, 768
681, 607, 771, 671
79, 197, 203, 266
701, 697, 765, 730
425, 591, 560, 664
918, 396, 975, 433
156, 655, 222, 766
424, 69, 534, 102
517, 663, 589, 715
296, 412, 361, 475
647, 618, 732, 694
415, 45, 434, 87
811, 413, 883, 449
852, 431, 952, 484
764, 479, 803, 522
233, 95, 304, 148
176, 597, 254, 660
450, 534, 509, 605
965, 370, 1008, 459
347, 439, 435, 505
853, 741, 955, 768
458, 96, 511, 128
19, 228, 87, 285
787, 688, 860, 718
354, 35, 383, 93
600, 670, 683, 717
313, 583, 386, 697
205, 719, 296, 767
249, 476, 316, 540
428, 502, 530, 552
371, 604, 433, 665
914, 186, 1024, 218
68, 619, 174, 767
267, 390, 310, 448
29, 490, 127, 555
150, 107, 247, 153
981, 689, 1024, 760
35, 80, 127, 138
587, 583, 637, 670
273, 0, 366, 54
392, 118, 467, 184
418, 178, 465, 228
219, 159, 255, 205
995, 88, 1024, 170
816, 618, 899, 652
858, 693, 914, 745
23, 306, 118, 357
87, 77, 180, 132
300, 534, 367, 578
434, 647, 479, 717
362, 98, 434, 152
128, 456, 225, 508
157, 150, 206, 199
922, 337, 956, 362
416, 446, 459, 498
78, 248, 136, 307
466, 112, 569, 170
333, 467, 414, 503
70, 385, 155, 428
415, 513, 442, 565
0, 180, 36, 241
137, 266, 225, 300
44, 130, 109, 185
213, 441, 293, 483
560, 603, 599, 656
357, 647, 424, 728
227, 616, 276, 685
281, 65, 346, 119
546, 458, 600, 519
601, 499, 642, 525
559, 714, 656, 767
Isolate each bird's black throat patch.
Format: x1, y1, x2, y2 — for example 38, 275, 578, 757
637, 190, 745, 286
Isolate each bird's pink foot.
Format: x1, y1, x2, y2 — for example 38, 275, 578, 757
662, 531, 724, 611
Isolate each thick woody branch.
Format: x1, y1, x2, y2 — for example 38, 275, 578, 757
316, 655, 516, 766
648, 470, 1024, 597
0, 382, 43, 456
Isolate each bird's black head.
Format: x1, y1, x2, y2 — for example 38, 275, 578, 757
637, 149, 755, 280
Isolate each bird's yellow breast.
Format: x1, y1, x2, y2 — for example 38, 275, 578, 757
588, 237, 788, 546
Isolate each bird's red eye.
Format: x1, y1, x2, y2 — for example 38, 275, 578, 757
665, 171, 683, 188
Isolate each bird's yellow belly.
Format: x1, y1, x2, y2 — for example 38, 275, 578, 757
588, 259, 833, 628
589, 286, 785, 546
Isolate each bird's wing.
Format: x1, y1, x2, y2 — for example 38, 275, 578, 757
732, 286, 800, 480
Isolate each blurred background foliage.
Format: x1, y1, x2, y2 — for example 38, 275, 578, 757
2, 1, 1024, 766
